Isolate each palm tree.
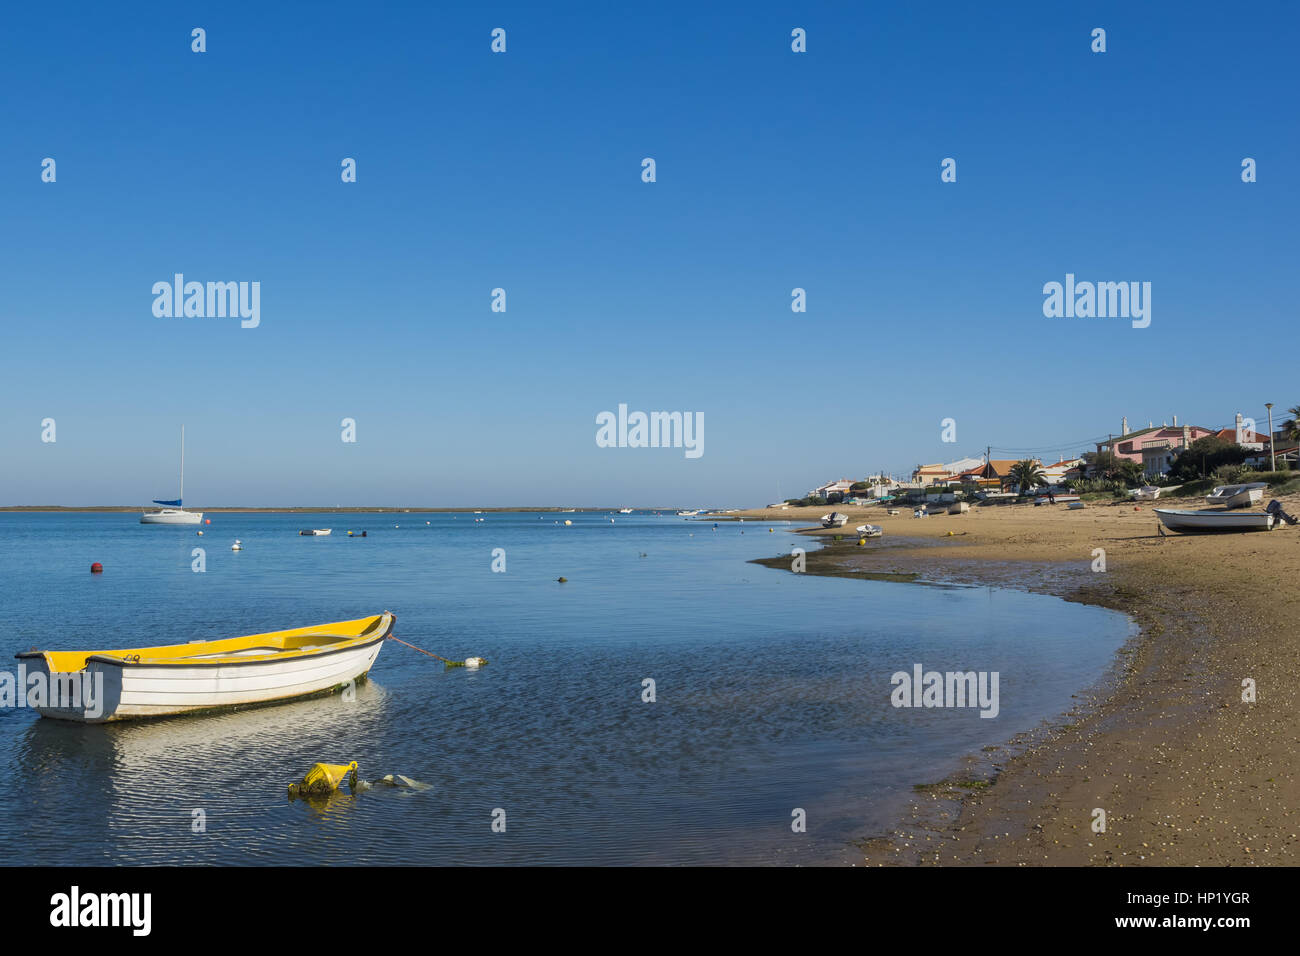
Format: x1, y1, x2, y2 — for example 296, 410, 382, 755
1007, 459, 1048, 496
1283, 406, 1300, 443
1279, 406, 1300, 471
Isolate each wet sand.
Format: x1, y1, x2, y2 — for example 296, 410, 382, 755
740, 495, 1300, 865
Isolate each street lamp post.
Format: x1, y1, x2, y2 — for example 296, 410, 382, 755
1265, 403, 1276, 471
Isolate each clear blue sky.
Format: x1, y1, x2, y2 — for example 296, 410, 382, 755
1, 1, 1295, 506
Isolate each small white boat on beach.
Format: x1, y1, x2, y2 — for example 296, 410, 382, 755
947, 501, 970, 515
15, 612, 394, 723
1133, 486, 1161, 500
299, 529, 332, 536
1204, 482, 1267, 510
1154, 508, 1275, 533
1034, 494, 1081, 506
855, 524, 883, 538
140, 426, 203, 525
821, 512, 850, 528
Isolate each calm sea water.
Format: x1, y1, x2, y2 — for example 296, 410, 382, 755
0, 511, 1132, 865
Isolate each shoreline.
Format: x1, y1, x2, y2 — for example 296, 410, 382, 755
740, 496, 1300, 865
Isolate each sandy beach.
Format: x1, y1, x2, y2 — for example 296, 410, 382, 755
740, 493, 1300, 866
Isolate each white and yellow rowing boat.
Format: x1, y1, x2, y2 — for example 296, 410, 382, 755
15, 612, 393, 723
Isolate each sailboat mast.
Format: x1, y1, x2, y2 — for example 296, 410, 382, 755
180, 426, 185, 502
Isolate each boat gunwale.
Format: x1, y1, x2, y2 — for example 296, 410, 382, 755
16, 613, 395, 671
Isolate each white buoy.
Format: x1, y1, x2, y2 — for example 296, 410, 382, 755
231, 540, 242, 551
464, 657, 486, 670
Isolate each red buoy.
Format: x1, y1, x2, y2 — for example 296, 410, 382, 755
90, 562, 103, 573
204, 519, 211, 525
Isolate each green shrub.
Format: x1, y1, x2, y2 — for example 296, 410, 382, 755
1243, 470, 1298, 486
1169, 436, 1249, 481
1213, 463, 1251, 484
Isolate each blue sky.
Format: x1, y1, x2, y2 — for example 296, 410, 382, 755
1, 1, 1296, 506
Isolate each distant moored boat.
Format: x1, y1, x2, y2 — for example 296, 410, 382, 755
140, 426, 203, 525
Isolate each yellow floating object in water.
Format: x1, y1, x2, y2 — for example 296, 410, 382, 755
288, 761, 358, 798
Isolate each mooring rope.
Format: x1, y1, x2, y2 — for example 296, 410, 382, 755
386, 634, 485, 668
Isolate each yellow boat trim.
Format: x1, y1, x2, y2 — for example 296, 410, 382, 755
24, 613, 393, 673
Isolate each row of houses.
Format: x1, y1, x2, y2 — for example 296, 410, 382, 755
1095, 413, 1292, 473
806, 411, 1299, 502
908, 456, 1083, 490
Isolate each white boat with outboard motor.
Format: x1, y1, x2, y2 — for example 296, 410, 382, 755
1154, 508, 1275, 533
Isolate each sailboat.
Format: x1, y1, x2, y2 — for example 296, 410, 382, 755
141, 426, 203, 525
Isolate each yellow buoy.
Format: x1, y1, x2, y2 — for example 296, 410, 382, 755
288, 761, 358, 798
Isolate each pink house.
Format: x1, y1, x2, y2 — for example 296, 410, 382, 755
1098, 417, 1214, 477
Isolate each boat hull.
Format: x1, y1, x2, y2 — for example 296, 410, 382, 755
140, 510, 203, 525
19, 614, 391, 723
1154, 508, 1275, 533
1205, 483, 1266, 510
